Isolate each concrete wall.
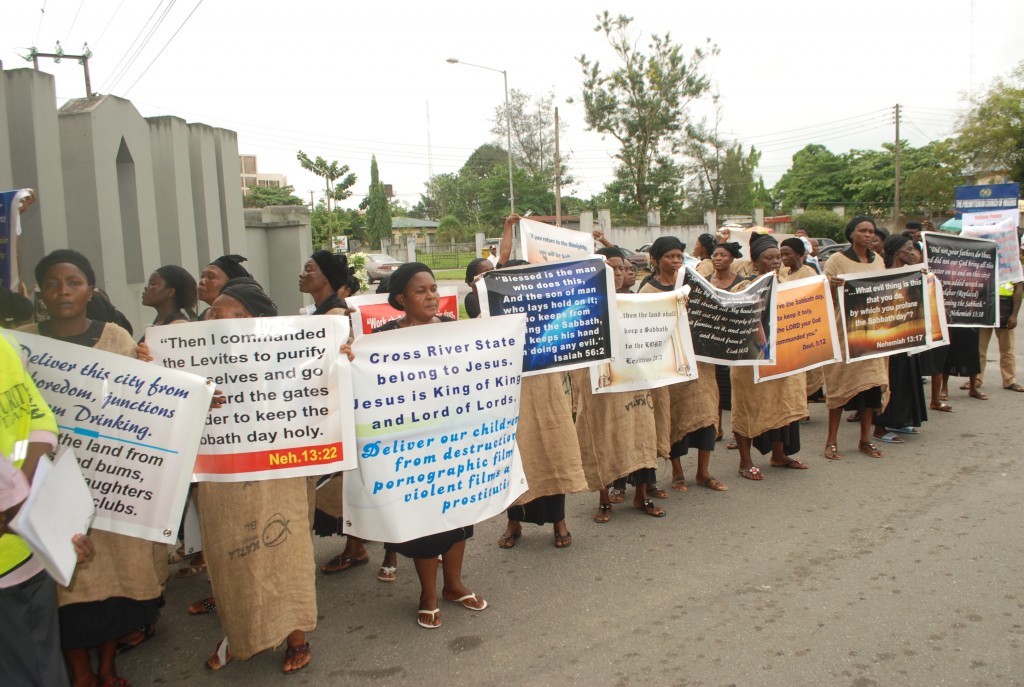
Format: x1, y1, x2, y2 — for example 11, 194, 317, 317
2, 67, 308, 333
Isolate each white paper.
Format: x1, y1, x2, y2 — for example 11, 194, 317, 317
9, 448, 96, 587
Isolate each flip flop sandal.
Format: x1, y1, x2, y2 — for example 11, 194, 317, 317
608, 488, 625, 503
738, 466, 764, 480
417, 609, 441, 629
635, 498, 666, 517
824, 443, 841, 460
175, 562, 206, 579
887, 426, 920, 434
1006, 383, 1024, 392
968, 391, 989, 400
648, 486, 668, 499
592, 503, 611, 523
930, 402, 954, 413
726, 441, 738, 450
188, 596, 217, 615
846, 412, 860, 422
554, 531, 573, 548
670, 478, 689, 492
206, 638, 232, 671
448, 593, 488, 611
772, 458, 810, 469
116, 625, 156, 654
320, 554, 369, 575
700, 477, 728, 491
497, 531, 521, 549
377, 565, 397, 583
283, 641, 311, 674
858, 442, 884, 458
875, 432, 904, 444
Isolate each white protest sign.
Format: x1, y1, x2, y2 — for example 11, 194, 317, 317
146, 315, 354, 482
342, 316, 528, 543
520, 218, 595, 263
590, 289, 697, 393
10, 330, 213, 544
961, 218, 1023, 284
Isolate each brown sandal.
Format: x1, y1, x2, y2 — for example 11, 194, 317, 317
824, 443, 841, 460
858, 441, 884, 458
592, 503, 611, 523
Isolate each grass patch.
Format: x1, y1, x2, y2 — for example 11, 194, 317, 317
433, 269, 465, 281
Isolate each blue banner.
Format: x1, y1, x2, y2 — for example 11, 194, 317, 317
0, 190, 20, 290
478, 258, 616, 376
954, 183, 1020, 218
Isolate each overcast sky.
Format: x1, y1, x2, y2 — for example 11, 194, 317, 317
4, 1, 1022, 212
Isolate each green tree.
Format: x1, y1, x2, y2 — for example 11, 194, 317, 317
241, 184, 304, 208
791, 208, 846, 242
772, 144, 851, 212
491, 89, 572, 187
683, 104, 768, 215
956, 60, 1024, 182
578, 12, 717, 214
296, 151, 357, 211
365, 156, 392, 249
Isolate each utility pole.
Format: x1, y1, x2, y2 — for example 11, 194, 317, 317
27, 43, 94, 98
554, 106, 561, 227
309, 191, 315, 208
893, 103, 901, 225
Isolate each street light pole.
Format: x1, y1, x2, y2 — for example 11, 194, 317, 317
446, 58, 515, 215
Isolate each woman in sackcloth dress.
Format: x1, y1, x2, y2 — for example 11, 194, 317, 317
635, 237, 689, 501
821, 216, 891, 460
21, 250, 166, 687
295, 251, 372, 576
345, 262, 486, 629
693, 233, 718, 278
196, 254, 251, 321
482, 216, 586, 548
199, 278, 316, 673
870, 234, 929, 444
730, 235, 811, 480
578, 247, 665, 521
706, 242, 746, 447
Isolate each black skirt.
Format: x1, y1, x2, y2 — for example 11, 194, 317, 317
670, 424, 717, 457
386, 526, 473, 560
715, 365, 732, 410
507, 494, 566, 526
915, 345, 948, 377
874, 352, 927, 429
843, 386, 884, 412
751, 420, 801, 456
943, 328, 981, 377
59, 596, 161, 649
624, 467, 658, 487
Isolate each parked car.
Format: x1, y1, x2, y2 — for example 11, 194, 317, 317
361, 253, 403, 284
816, 242, 848, 263
619, 246, 651, 270
813, 237, 837, 247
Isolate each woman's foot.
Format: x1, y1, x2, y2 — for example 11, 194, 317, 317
633, 498, 666, 517
282, 637, 311, 674
737, 466, 764, 480
417, 608, 441, 629
553, 521, 572, 548
592, 503, 611, 523
670, 477, 688, 492
824, 443, 841, 460
443, 590, 488, 610
188, 596, 217, 615
497, 523, 522, 549
698, 476, 728, 491
648, 485, 668, 499
858, 441, 884, 458
608, 488, 625, 503
770, 457, 810, 469
206, 638, 232, 671
968, 389, 989, 400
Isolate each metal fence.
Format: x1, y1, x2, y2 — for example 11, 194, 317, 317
410, 242, 479, 271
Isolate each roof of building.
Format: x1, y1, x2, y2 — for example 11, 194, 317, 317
392, 217, 440, 229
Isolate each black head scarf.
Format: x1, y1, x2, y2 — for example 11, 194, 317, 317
883, 233, 914, 267
749, 234, 779, 261
844, 215, 876, 241
465, 258, 490, 285
905, 221, 922, 231
35, 249, 96, 286
311, 250, 349, 291
220, 277, 277, 317
714, 242, 743, 259
387, 262, 434, 311
696, 233, 717, 256
211, 254, 251, 280
649, 236, 686, 261
596, 246, 626, 261
780, 237, 806, 256
874, 226, 890, 242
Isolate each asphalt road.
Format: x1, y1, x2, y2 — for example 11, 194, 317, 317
121, 335, 1024, 686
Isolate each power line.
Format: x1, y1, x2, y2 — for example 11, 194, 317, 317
102, 0, 177, 92
64, 0, 86, 44
34, 1, 48, 46
95, 0, 129, 46
123, 0, 207, 95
